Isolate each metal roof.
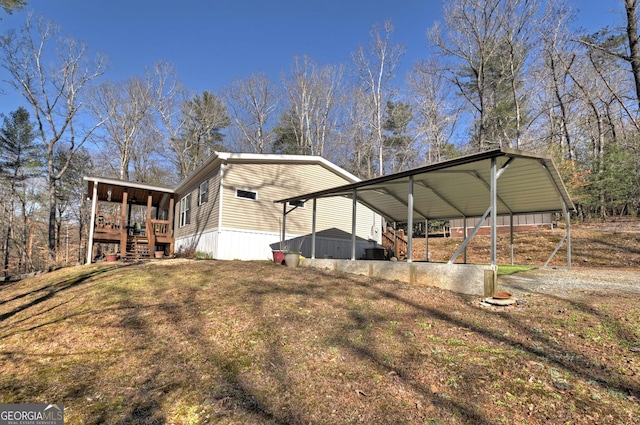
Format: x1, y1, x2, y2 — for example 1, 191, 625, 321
275, 148, 575, 223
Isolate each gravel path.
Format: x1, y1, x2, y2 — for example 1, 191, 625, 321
498, 268, 640, 298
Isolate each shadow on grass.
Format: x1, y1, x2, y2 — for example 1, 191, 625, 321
1, 261, 638, 424
0, 264, 135, 323
245, 267, 639, 422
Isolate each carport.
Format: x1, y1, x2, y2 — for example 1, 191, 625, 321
275, 148, 575, 270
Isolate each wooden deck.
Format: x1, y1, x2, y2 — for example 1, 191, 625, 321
93, 214, 174, 259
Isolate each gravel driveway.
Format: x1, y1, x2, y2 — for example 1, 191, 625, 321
498, 268, 640, 298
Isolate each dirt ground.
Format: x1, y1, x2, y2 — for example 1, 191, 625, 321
411, 219, 640, 296
414, 220, 640, 268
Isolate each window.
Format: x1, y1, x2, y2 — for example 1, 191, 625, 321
236, 189, 257, 200
288, 200, 305, 208
180, 193, 191, 227
198, 180, 209, 205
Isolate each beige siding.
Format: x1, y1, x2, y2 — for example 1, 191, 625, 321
221, 162, 375, 238
174, 166, 221, 239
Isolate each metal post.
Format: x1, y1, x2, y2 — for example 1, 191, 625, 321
407, 176, 414, 263
351, 189, 357, 260
281, 202, 286, 246
463, 217, 467, 264
393, 221, 397, 258
490, 157, 497, 267
425, 219, 429, 261
311, 198, 317, 259
510, 213, 514, 265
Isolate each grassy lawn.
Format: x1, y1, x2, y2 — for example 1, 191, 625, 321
0, 259, 638, 424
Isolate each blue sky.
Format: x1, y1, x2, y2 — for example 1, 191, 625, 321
0, 0, 623, 117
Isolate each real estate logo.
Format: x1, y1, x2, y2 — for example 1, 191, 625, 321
0, 404, 63, 425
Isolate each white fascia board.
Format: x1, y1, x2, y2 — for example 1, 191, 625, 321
83, 176, 174, 193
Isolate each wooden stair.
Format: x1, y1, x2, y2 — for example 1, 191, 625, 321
126, 235, 150, 259
382, 227, 408, 260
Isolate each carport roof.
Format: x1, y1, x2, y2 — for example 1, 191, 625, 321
275, 148, 575, 223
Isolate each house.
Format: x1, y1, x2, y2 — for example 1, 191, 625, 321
448, 213, 554, 237
172, 152, 381, 260
85, 153, 381, 263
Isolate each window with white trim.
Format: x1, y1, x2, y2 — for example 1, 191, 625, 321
198, 180, 209, 205
236, 189, 257, 200
179, 193, 191, 227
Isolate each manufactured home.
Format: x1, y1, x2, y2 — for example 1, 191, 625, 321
85, 153, 381, 263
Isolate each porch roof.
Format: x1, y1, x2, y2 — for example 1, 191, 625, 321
84, 176, 174, 206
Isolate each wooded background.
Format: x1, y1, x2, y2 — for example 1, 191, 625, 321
1, 0, 639, 276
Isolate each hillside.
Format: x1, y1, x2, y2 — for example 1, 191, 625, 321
411, 220, 640, 268
0, 256, 638, 424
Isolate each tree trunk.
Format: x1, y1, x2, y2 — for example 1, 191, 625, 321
3, 201, 13, 277
625, 0, 640, 110
48, 176, 58, 270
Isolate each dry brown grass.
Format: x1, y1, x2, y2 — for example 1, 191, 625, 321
414, 222, 640, 268
0, 244, 639, 424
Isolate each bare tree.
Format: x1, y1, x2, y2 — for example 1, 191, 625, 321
88, 76, 154, 180
352, 20, 405, 176
334, 85, 376, 178
152, 62, 185, 149
408, 59, 461, 164
0, 14, 107, 266
429, 0, 538, 151
224, 73, 280, 153
536, 0, 579, 159
280, 55, 343, 156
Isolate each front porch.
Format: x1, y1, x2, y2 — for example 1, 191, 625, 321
85, 177, 175, 262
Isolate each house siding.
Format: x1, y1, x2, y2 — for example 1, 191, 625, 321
220, 162, 375, 239
174, 165, 221, 241
173, 157, 380, 260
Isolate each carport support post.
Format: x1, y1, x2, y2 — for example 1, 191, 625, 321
351, 189, 357, 260
564, 201, 571, 269
393, 221, 398, 257
407, 176, 414, 263
463, 217, 467, 264
490, 157, 497, 267
281, 203, 286, 247
311, 198, 317, 259
510, 213, 514, 265
425, 219, 429, 261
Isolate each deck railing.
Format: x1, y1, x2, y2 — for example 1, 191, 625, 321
150, 219, 171, 238
95, 214, 122, 232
